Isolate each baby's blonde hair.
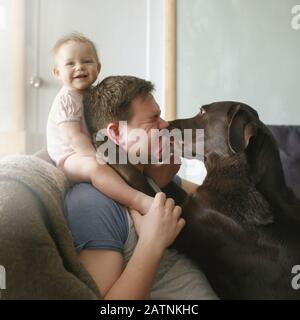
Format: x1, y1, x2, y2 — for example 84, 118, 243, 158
52, 32, 100, 64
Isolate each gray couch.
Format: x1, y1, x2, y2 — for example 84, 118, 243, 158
0, 153, 100, 300
268, 125, 300, 199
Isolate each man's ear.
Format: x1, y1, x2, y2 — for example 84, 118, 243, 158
52, 67, 60, 79
107, 122, 120, 145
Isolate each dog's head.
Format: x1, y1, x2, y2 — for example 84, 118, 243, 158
170, 101, 259, 159
169, 101, 286, 195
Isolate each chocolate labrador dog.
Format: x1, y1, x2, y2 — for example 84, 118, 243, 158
89, 101, 300, 299
168, 101, 300, 299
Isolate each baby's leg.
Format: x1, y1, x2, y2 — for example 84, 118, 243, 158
63, 153, 98, 183
63, 153, 153, 213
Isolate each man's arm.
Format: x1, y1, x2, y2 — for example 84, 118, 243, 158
79, 249, 124, 297
78, 193, 184, 300
79, 240, 163, 299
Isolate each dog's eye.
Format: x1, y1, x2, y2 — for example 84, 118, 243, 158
199, 107, 206, 115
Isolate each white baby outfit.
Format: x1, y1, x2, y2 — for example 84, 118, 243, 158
46, 86, 90, 167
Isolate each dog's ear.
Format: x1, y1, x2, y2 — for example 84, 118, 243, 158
227, 104, 258, 154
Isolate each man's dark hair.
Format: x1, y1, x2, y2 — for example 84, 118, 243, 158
83, 75, 155, 135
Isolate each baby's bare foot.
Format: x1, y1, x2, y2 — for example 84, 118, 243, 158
131, 192, 154, 215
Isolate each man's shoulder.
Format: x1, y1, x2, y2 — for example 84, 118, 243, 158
65, 183, 127, 213
64, 183, 129, 252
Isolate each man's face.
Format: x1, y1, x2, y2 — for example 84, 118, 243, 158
118, 94, 169, 163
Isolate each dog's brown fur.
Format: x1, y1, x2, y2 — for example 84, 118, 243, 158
169, 101, 300, 299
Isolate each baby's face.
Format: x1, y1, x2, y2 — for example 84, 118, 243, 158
53, 41, 100, 92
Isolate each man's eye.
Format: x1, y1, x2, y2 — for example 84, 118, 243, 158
84, 60, 93, 63
66, 62, 74, 66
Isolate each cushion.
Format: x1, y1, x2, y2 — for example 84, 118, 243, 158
268, 125, 300, 199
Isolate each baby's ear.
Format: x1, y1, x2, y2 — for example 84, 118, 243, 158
97, 62, 101, 74
52, 67, 60, 79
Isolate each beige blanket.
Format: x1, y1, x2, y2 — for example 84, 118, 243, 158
0, 155, 100, 299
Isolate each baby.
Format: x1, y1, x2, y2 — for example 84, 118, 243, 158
46, 33, 153, 214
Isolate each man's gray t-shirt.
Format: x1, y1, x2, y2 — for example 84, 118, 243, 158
64, 181, 218, 300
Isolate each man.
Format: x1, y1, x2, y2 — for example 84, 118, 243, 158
64, 76, 217, 299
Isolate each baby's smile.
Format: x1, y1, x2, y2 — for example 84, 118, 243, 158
74, 74, 88, 80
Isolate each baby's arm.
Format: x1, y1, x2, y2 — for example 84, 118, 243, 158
60, 121, 154, 214
60, 121, 95, 156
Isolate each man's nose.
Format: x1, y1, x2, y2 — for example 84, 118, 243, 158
158, 118, 169, 129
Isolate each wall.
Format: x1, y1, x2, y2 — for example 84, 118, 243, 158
177, 0, 300, 125
0, 0, 12, 132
